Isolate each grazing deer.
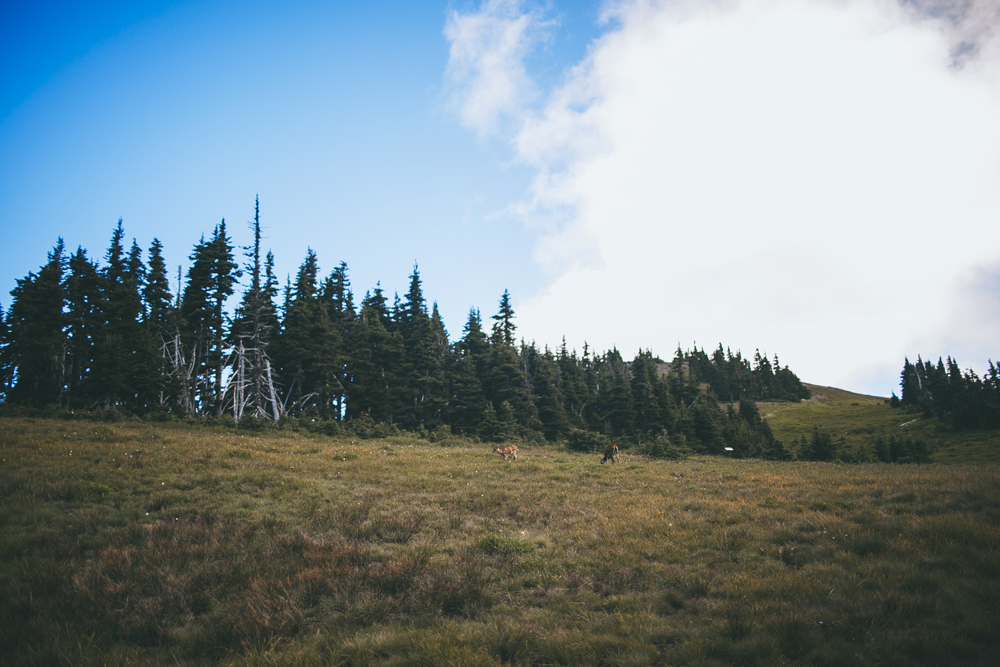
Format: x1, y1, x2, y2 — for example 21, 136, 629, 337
600, 443, 619, 465
493, 444, 518, 461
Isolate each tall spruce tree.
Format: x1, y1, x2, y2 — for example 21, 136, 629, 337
630, 350, 661, 435
530, 344, 568, 440
321, 261, 355, 418
4, 240, 67, 407
180, 221, 240, 414
591, 348, 635, 436
397, 265, 445, 428
0, 302, 7, 401
64, 247, 102, 406
345, 286, 405, 422
483, 343, 538, 434
444, 341, 487, 432
144, 239, 173, 337
90, 222, 160, 410
272, 249, 337, 416
490, 289, 516, 346
556, 340, 590, 429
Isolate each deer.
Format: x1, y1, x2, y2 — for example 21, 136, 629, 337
493, 444, 518, 461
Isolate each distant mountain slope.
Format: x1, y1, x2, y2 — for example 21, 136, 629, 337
761, 383, 1000, 463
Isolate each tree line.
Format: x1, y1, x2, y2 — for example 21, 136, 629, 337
0, 199, 812, 457
895, 355, 1000, 429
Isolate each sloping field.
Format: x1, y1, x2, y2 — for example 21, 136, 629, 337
762, 383, 1000, 463
2, 416, 999, 666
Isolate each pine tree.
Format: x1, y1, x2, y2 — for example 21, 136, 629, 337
748, 350, 772, 399
738, 395, 762, 428
0, 302, 8, 401
397, 264, 445, 428
144, 239, 174, 337
687, 393, 723, 453
4, 240, 67, 407
64, 247, 102, 406
478, 401, 503, 442
531, 345, 568, 440
490, 289, 516, 346
179, 221, 240, 414
444, 342, 487, 433
630, 350, 661, 435
802, 426, 837, 461
345, 287, 406, 423
557, 340, 591, 429
483, 343, 538, 433
460, 308, 489, 358
708, 344, 733, 401
272, 249, 337, 416
591, 348, 635, 437
320, 261, 355, 419
90, 222, 161, 411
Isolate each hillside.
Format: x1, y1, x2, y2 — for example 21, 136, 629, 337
1, 416, 999, 666
761, 383, 1000, 463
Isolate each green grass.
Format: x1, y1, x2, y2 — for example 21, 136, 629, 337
762, 383, 1000, 463
1, 416, 999, 666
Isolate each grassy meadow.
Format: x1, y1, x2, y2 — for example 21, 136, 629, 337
1, 415, 999, 666
763, 383, 1000, 464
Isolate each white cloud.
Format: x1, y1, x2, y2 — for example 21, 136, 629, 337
899, 0, 1000, 66
443, 0, 553, 137
448, 0, 1000, 395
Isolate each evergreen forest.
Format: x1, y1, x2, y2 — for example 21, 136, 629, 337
0, 200, 812, 459
894, 355, 1000, 429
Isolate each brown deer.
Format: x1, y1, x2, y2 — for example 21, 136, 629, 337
493, 444, 518, 461
600, 443, 619, 464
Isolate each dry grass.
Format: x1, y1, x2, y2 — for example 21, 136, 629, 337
1, 416, 999, 666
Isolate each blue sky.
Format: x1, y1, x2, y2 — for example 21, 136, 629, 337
0, 0, 600, 331
2, 0, 1000, 396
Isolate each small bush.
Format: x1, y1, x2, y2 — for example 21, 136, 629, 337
641, 431, 692, 459
475, 533, 535, 555
236, 415, 273, 433
565, 429, 606, 453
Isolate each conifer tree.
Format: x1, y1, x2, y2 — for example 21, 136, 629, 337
143, 239, 185, 410
90, 222, 161, 410
460, 308, 489, 358
531, 345, 568, 440
478, 401, 503, 442
687, 393, 723, 453
345, 286, 405, 422
458, 308, 490, 388
272, 249, 337, 416
900, 358, 915, 405
3, 240, 67, 407
179, 221, 240, 414
64, 247, 102, 406
556, 340, 591, 429
484, 342, 538, 433
144, 239, 174, 337
0, 302, 8, 401
444, 342, 487, 433
490, 289, 516, 346
320, 261, 355, 419
630, 350, 662, 435
591, 348, 635, 436
667, 345, 697, 407
397, 265, 445, 428
803, 426, 837, 461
